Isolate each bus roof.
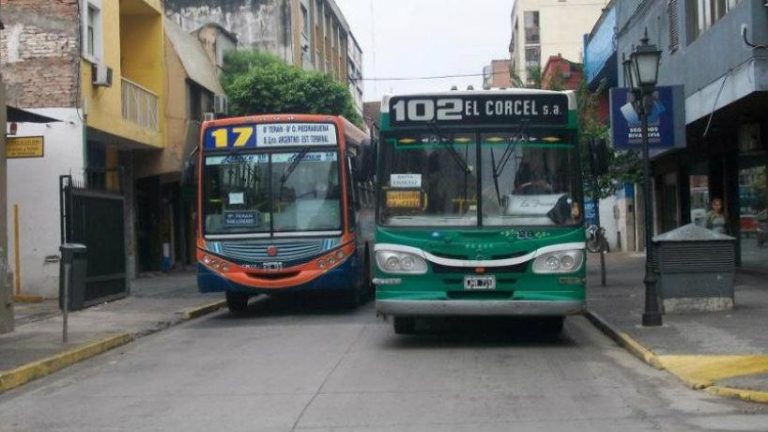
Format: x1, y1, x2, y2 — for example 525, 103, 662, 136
380, 88, 577, 112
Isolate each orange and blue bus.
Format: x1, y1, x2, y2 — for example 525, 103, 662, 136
195, 114, 375, 312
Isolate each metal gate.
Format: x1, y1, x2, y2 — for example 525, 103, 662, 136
60, 169, 127, 306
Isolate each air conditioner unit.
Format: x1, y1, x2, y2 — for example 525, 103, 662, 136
213, 94, 228, 115
92, 63, 113, 87
203, 112, 216, 122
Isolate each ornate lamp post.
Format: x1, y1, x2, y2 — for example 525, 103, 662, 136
624, 30, 663, 327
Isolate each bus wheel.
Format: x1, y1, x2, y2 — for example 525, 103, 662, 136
393, 317, 416, 335
226, 292, 249, 313
540, 317, 564, 336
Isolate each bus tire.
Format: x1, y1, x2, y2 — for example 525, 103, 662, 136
393, 317, 416, 335
226, 292, 249, 313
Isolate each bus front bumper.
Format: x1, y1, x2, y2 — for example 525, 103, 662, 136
376, 299, 585, 317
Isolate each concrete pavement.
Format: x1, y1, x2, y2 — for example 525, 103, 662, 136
587, 252, 768, 404
0, 271, 224, 393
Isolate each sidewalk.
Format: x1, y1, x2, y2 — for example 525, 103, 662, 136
587, 252, 768, 403
0, 271, 224, 393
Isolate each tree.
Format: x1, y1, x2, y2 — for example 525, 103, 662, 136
222, 50, 363, 128
576, 78, 642, 201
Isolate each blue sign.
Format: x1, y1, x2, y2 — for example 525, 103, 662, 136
224, 211, 261, 227
610, 86, 685, 150
584, 7, 616, 84
584, 200, 598, 226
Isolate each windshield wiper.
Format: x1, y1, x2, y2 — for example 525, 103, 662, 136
278, 147, 311, 202
490, 122, 527, 205
426, 121, 471, 175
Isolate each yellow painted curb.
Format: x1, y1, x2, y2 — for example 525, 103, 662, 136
657, 355, 768, 390
0, 333, 133, 394
585, 311, 663, 369
706, 386, 768, 404
181, 300, 226, 320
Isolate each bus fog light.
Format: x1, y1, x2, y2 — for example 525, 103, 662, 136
318, 259, 326, 269
203, 255, 213, 265
336, 250, 344, 259
328, 257, 336, 265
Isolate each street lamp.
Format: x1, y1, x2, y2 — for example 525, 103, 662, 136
625, 30, 663, 327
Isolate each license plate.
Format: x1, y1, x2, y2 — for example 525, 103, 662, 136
464, 275, 496, 290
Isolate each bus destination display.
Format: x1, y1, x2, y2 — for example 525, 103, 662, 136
388, 94, 568, 127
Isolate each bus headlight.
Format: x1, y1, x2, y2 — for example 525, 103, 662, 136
532, 250, 583, 274
375, 251, 428, 274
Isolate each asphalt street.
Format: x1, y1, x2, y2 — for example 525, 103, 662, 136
1, 296, 767, 432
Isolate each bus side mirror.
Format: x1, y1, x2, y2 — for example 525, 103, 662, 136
590, 139, 609, 177
356, 139, 376, 181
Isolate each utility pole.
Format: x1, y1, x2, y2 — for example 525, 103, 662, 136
0, 70, 14, 334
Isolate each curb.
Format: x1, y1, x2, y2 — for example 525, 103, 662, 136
0, 333, 133, 394
584, 310, 663, 369
181, 300, 227, 320
585, 309, 768, 405
0, 298, 227, 395
706, 386, 768, 404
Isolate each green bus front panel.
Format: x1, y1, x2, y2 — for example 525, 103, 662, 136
374, 227, 586, 303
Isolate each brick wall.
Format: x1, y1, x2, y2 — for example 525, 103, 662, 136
0, 0, 80, 109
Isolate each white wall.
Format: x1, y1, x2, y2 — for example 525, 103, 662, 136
6, 108, 84, 298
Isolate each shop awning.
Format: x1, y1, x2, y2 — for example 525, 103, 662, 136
6, 106, 61, 123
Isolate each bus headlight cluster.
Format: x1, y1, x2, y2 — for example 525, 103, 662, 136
532, 250, 583, 274
317, 249, 347, 269
202, 254, 231, 272
375, 251, 428, 274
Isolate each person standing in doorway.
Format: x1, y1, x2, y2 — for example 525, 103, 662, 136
705, 197, 728, 234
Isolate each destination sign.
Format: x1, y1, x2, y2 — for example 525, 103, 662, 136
204, 123, 338, 150
388, 94, 569, 127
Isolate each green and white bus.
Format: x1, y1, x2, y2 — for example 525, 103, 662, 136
373, 89, 585, 334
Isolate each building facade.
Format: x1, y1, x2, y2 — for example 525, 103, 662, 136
483, 59, 513, 89
1, 0, 226, 299
585, 0, 768, 269
510, 0, 606, 85
165, 0, 362, 116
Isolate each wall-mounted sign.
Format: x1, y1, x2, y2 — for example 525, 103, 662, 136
389, 94, 569, 127
610, 86, 685, 150
6, 136, 44, 158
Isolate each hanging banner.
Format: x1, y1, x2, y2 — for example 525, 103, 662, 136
610, 86, 685, 150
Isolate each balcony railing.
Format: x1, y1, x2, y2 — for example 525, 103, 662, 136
121, 78, 158, 131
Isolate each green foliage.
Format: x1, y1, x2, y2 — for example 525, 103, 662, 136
222, 50, 363, 128
576, 78, 642, 201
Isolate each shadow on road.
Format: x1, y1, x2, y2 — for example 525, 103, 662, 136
379, 317, 578, 349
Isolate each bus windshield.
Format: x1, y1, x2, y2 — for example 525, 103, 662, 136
379, 131, 581, 227
204, 151, 341, 235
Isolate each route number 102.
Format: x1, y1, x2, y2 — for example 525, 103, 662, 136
391, 98, 463, 122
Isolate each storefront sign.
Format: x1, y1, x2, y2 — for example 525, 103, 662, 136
6, 136, 44, 158
610, 86, 685, 150
389, 94, 569, 127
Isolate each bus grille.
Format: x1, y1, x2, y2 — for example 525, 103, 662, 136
432, 262, 529, 274
211, 238, 341, 264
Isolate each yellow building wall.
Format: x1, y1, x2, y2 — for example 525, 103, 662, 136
81, 0, 165, 149
135, 36, 188, 179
